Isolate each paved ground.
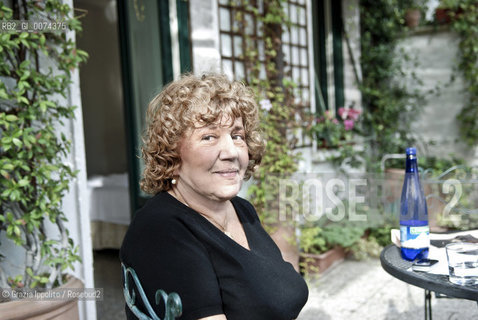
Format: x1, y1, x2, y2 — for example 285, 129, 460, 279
298, 259, 478, 320
94, 250, 478, 320
93, 250, 125, 320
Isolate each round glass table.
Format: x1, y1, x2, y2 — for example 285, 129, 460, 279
380, 244, 478, 319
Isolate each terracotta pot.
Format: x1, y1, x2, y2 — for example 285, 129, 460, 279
435, 8, 451, 24
405, 9, 421, 28
270, 223, 300, 272
385, 168, 443, 230
384, 168, 404, 204
435, 7, 465, 25
300, 246, 346, 274
426, 196, 447, 232
0, 276, 83, 320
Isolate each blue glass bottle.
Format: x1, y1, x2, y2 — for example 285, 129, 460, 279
400, 147, 429, 261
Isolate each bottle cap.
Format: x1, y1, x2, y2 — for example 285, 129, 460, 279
406, 147, 417, 155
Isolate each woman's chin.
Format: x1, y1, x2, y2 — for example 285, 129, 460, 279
212, 184, 242, 200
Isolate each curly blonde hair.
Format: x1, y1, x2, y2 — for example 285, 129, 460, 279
140, 73, 265, 194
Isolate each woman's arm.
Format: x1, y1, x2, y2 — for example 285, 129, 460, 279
198, 314, 227, 320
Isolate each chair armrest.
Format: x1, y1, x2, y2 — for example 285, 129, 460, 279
121, 263, 182, 320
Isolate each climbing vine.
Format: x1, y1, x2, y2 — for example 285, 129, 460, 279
0, 1, 87, 289
359, 0, 425, 169
229, 0, 308, 228
442, 0, 478, 146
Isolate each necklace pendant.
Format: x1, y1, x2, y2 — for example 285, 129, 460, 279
224, 231, 233, 239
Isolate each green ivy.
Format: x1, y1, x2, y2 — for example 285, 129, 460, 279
229, 0, 306, 230
298, 226, 328, 255
441, 0, 478, 146
0, 1, 87, 289
359, 0, 424, 169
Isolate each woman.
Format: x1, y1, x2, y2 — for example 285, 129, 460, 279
120, 73, 308, 320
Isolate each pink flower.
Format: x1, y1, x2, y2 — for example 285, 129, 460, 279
338, 107, 347, 120
332, 118, 339, 124
338, 107, 361, 121
344, 119, 354, 131
347, 109, 361, 121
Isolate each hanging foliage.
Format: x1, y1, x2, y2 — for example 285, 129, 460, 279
0, 1, 88, 289
442, 0, 478, 146
228, 0, 308, 228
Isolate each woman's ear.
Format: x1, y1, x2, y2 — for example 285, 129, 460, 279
173, 161, 181, 176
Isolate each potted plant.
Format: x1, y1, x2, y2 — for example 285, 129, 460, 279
0, 1, 87, 319
298, 226, 335, 275
435, 0, 465, 25
299, 222, 365, 275
232, 0, 309, 271
402, 0, 427, 28
309, 106, 364, 170
311, 107, 361, 150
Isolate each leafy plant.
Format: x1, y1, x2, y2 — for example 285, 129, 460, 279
402, 0, 428, 9
426, 162, 478, 230
229, 0, 307, 229
298, 226, 329, 255
350, 237, 383, 260
321, 225, 365, 250
346, 225, 393, 260
0, 1, 87, 289
311, 107, 361, 149
419, 155, 466, 177
299, 220, 367, 256
441, 0, 478, 147
359, 0, 424, 170
367, 225, 394, 247
311, 106, 364, 169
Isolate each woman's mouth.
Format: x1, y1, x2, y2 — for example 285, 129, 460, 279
213, 169, 240, 178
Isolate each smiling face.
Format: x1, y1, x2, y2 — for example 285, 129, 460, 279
176, 116, 249, 203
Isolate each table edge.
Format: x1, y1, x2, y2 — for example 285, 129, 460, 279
380, 244, 478, 301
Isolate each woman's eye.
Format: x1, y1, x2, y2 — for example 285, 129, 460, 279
201, 135, 215, 141
232, 134, 245, 141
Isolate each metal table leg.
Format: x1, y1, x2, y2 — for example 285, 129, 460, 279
424, 290, 432, 320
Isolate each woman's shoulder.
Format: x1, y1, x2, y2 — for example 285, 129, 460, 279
138, 191, 176, 211
120, 192, 194, 260
129, 192, 187, 230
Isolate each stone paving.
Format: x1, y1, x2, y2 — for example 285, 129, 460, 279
298, 258, 478, 320
94, 250, 478, 320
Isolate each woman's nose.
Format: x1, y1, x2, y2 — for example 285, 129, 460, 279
218, 135, 239, 160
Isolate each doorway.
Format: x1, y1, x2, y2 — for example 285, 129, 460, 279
74, 0, 191, 317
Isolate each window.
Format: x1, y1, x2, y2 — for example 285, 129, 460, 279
219, 0, 261, 82
312, 0, 345, 114
218, 0, 311, 108
283, 0, 310, 104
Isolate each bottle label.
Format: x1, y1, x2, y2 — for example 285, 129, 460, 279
400, 225, 430, 249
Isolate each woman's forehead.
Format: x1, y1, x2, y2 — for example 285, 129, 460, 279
194, 115, 243, 129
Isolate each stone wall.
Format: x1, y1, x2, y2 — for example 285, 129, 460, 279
400, 28, 478, 165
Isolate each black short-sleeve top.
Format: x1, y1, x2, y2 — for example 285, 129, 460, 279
120, 192, 308, 320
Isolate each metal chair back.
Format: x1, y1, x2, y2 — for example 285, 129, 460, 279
122, 263, 182, 320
